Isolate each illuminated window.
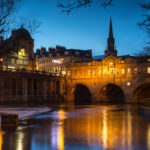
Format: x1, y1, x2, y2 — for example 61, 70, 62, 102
78, 70, 80, 76
99, 70, 101, 74
148, 59, 150, 62
103, 69, 106, 75
68, 70, 71, 76
134, 68, 137, 74
127, 82, 131, 86
128, 68, 131, 74
109, 62, 113, 65
148, 67, 150, 74
121, 68, 125, 74
93, 70, 96, 75
21, 48, 25, 56
121, 60, 125, 63
88, 70, 91, 75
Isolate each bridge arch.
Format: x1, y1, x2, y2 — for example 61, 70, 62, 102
133, 83, 150, 103
99, 84, 125, 104
74, 84, 92, 104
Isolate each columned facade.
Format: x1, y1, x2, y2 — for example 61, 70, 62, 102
0, 70, 63, 103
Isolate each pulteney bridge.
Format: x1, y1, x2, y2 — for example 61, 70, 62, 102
63, 55, 150, 103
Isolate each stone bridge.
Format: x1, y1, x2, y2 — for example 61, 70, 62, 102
63, 55, 150, 104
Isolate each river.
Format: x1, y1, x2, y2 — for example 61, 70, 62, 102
0, 104, 150, 150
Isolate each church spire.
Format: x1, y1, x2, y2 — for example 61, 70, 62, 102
105, 18, 117, 56
109, 18, 113, 39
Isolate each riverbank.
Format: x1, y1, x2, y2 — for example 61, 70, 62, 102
0, 107, 51, 123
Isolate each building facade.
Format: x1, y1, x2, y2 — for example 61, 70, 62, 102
35, 46, 92, 74
0, 26, 36, 71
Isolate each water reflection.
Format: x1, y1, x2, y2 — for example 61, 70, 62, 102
102, 110, 107, 149
51, 109, 66, 150
1, 105, 150, 150
0, 126, 5, 150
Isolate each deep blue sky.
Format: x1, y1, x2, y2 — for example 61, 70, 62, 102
17, 0, 148, 56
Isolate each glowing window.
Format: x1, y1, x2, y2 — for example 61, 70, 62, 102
68, 70, 71, 76
99, 70, 101, 74
78, 71, 80, 76
148, 67, 150, 74
127, 82, 131, 86
121, 68, 125, 74
109, 62, 113, 65
21, 48, 25, 56
103, 69, 106, 75
88, 70, 91, 75
128, 68, 131, 74
134, 68, 137, 74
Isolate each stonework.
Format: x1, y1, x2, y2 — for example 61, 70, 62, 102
0, 26, 35, 70
35, 46, 92, 73
0, 21, 149, 104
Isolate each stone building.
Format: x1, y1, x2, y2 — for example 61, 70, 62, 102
60, 19, 150, 104
35, 45, 92, 74
0, 26, 36, 70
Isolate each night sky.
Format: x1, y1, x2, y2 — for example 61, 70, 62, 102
17, 0, 148, 56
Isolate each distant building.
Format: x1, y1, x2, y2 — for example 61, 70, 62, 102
0, 26, 36, 70
35, 45, 92, 74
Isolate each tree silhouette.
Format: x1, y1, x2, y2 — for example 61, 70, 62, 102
58, 0, 115, 14
0, 0, 20, 36
138, 3, 150, 55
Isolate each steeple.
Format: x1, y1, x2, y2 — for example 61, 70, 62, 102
105, 18, 117, 56
109, 18, 113, 39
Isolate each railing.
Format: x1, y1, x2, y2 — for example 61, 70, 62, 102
0, 68, 62, 77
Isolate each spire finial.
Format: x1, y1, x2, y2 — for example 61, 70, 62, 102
109, 17, 113, 38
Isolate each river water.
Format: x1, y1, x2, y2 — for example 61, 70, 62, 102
1, 105, 150, 150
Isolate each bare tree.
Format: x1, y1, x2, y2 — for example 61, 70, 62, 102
138, 3, 150, 56
0, 0, 20, 36
58, 0, 115, 14
12, 16, 41, 35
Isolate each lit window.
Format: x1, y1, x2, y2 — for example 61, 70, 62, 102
134, 68, 137, 74
68, 70, 71, 76
103, 69, 106, 75
78, 70, 80, 76
93, 71, 96, 75
148, 67, 150, 74
109, 62, 113, 65
148, 59, 150, 62
127, 82, 131, 86
99, 70, 101, 74
21, 48, 25, 56
128, 68, 131, 74
121, 60, 125, 63
88, 70, 91, 75
121, 68, 125, 74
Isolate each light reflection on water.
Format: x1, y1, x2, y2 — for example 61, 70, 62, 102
1, 105, 150, 150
